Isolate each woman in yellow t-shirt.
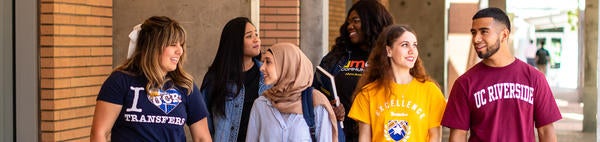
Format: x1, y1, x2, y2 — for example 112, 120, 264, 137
348, 25, 446, 142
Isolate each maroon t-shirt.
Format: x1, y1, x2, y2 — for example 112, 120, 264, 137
442, 59, 561, 142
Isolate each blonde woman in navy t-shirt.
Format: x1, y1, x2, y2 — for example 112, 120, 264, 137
91, 16, 211, 142
441, 8, 561, 142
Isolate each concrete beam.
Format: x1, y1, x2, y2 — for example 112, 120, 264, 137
300, 0, 329, 65
584, 0, 598, 132
0, 0, 13, 140
389, 0, 448, 91
488, 0, 506, 11
15, 0, 38, 141
113, 0, 252, 84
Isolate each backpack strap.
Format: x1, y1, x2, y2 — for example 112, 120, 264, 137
301, 87, 317, 142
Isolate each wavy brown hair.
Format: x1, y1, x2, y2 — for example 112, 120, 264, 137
116, 16, 194, 95
354, 25, 434, 97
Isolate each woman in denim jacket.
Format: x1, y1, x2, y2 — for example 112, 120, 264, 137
200, 17, 270, 142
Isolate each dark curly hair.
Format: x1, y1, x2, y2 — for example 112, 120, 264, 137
321, 0, 393, 68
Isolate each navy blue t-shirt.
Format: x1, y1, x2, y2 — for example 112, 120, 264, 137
97, 71, 208, 141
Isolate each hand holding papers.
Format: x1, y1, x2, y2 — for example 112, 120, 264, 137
315, 66, 344, 128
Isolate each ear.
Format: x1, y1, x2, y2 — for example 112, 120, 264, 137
501, 28, 509, 42
386, 45, 392, 57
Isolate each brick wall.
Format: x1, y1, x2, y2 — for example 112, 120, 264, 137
449, 3, 478, 34
328, 0, 346, 49
39, 0, 112, 141
259, 0, 300, 47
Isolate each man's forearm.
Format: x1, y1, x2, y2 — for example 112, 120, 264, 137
448, 129, 467, 142
537, 123, 557, 142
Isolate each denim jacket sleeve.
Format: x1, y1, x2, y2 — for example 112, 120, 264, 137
200, 71, 245, 141
205, 58, 272, 142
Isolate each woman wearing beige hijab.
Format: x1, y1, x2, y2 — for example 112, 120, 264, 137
246, 43, 338, 142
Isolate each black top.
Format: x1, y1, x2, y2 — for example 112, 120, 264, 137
238, 64, 260, 142
536, 48, 550, 65
334, 47, 369, 139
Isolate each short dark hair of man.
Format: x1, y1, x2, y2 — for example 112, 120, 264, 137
472, 7, 511, 32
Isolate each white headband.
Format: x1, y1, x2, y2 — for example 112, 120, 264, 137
127, 24, 142, 59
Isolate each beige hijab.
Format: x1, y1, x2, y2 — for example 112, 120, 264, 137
262, 43, 338, 142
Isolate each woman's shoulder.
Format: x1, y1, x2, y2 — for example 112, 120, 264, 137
109, 70, 129, 77
252, 96, 270, 106
311, 89, 325, 97
249, 96, 272, 114
176, 82, 199, 95
320, 47, 348, 63
310, 89, 330, 105
415, 80, 445, 98
312, 105, 330, 116
412, 80, 442, 92
361, 82, 379, 90
105, 70, 140, 83
355, 82, 381, 96
418, 80, 438, 87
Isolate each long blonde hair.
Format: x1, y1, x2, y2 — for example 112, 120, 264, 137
116, 16, 194, 95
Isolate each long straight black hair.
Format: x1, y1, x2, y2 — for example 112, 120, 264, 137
202, 17, 253, 117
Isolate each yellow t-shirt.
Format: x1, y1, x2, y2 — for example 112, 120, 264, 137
348, 79, 446, 142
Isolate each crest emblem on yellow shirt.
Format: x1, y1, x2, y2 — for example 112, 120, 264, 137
385, 120, 410, 142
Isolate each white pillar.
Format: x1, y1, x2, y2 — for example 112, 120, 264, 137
251, 0, 260, 30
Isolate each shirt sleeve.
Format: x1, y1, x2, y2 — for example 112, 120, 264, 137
533, 75, 562, 127
348, 89, 370, 124
314, 106, 333, 142
427, 82, 447, 129
186, 83, 209, 126
245, 99, 261, 142
97, 71, 127, 105
441, 81, 470, 130
199, 75, 215, 134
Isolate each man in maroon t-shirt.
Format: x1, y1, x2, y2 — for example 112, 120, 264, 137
441, 7, 561, 142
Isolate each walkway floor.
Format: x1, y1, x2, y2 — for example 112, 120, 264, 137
551, 87, 595, 142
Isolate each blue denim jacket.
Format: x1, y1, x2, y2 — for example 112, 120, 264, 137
201, 58, 271, 142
